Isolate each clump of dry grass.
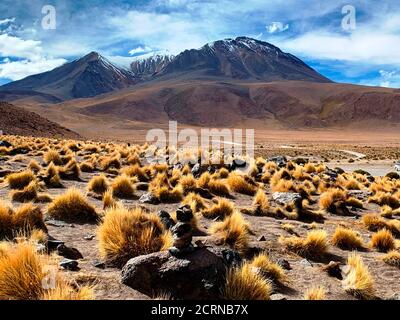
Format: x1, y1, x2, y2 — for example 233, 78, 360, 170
342, 253, 374, 299
362, 214, 400, 236
6, 170, 36, 189
102, 189, 117, 210
223, 263, 272, 300
0, 242, 93, 300
40, 162, 63, 188
181, 192, 206, 212
279, 230, 328, 258
345, 197, 364, 209
44, 149, 62, 165
252, 189, 270, 214
28, 160, 41, 173
47, 188, 98, 223
319, 188, 347, 211
208, 179, 231, 197
202, 198, 234, 219
368, 191, 400, 209
250, 253, 286, 284
0, 202, 47, 240
370, 229, 395, 252
97, 206, 172, 267
59, 159, 81, 180
149, 173, 183, 203
227, 173, 256, 196
80, 162, 94, 172
100, 156, 121, 171
382, 250, 400, 267
304, 286, 326, 300
210, 211, 249, 253
154, 185, 183, 203
331, 227, 364, 250
10, 181, 39, 203
121, 164, 149, 182
177, 174, 197, 193
88, 175, 109, 195
111, 174, 135, 199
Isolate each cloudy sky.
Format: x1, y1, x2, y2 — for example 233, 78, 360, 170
1, 0, 400, 87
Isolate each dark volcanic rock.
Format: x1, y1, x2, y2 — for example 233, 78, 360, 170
157, 210, 176, 229
56, 244, 83, 260
175, 205, 193, 222
121, 247, 240, 299
139, 192, 160, 204
60, 259, 79, 271
268, 156, 288, 167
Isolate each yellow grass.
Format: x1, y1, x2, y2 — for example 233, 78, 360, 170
0, 242, 93, 300
227, 173, 257, 195
319, 188, 347, 210
202, 198, 235, 219
181, 192, 206, 212
6, 170, 36, 190
304, 286, 326, 300
210, 211, 249, 253
97, 206, 172, 267
252, 189, 270, 212
279, 230, 328, 258
342, 253, 374, 299
47, 188, 98, 222
331, 227, 364, 250
88, 175, 109, 195
250, 253, 286, 283
370, 229, 395, 252
382, 250, 400, 267
44, 149, 62, 165
111, 174, 135, 198
0, 202, 47, 240
223, 263, 271, 300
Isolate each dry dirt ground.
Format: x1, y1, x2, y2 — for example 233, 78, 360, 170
0, 135, 399, 300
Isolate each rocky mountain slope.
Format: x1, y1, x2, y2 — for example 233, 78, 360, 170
0, 102, 80, 138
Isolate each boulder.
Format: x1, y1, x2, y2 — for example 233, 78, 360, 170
347, 190, 371, 201
157, 210, 176, 229
272, 192, 301, 206
60, 259, 79, 271
276, 258, 291, 270
229, 159, 247, 171
139, 192, 160, 204
121, 247, 241, 299
0, 141, 12, 148
175, 205, 193, 222
191, 163, 201, 176
57, 244, 83, 260
193, 187, 213, 199
268, 156, 287, 167
135, 182, 149, 191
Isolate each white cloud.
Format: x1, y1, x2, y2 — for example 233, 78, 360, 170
278, 31, 400, 66
129, 46, 153, 56
0, 17, 15, 25
0, 57, 66, 81
266, 22, 289, 33
0, 33, 66, 81
0, 33, 42, 60
378, 69, 400, 88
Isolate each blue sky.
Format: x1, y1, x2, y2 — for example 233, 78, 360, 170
1, 0, 400, 87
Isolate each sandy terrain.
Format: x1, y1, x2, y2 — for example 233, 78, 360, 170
0, 135, 399, 300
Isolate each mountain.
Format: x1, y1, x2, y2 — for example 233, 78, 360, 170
156, 37, 331, 82
131, 54, 174, 80
1, 52, 136, 101
0, 102, 80, 138
1, 36, 400, 139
